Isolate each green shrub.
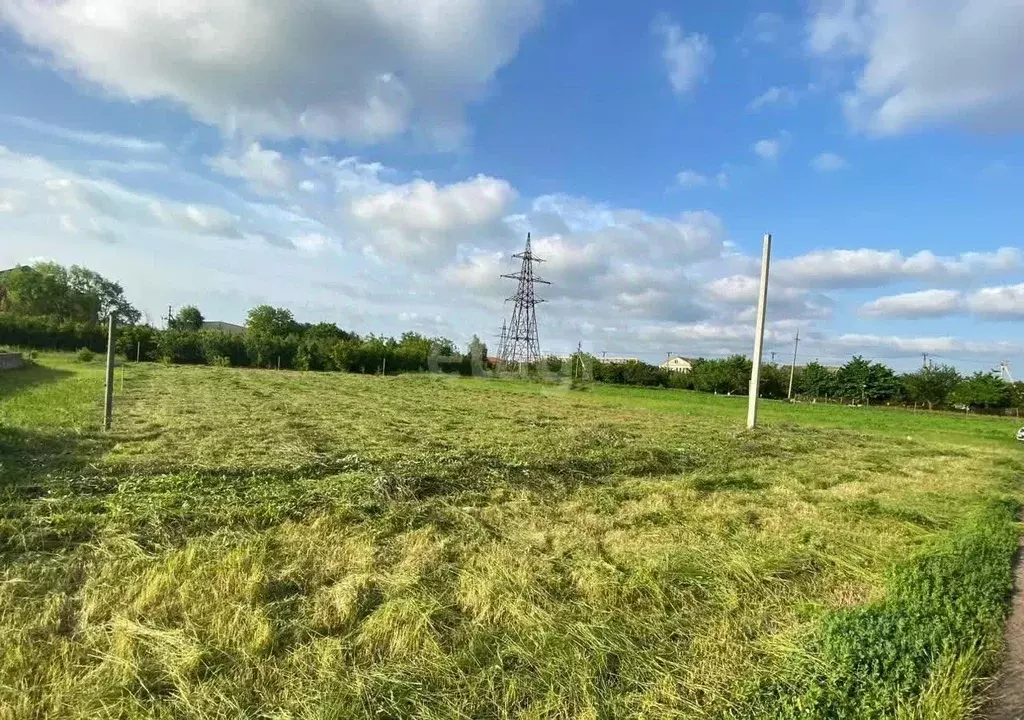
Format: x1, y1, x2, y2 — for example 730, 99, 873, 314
0, 314, 106, 352
746, 500, 1020, 718
75, 348, 95, 363
158, 329, 205, 364
210, 355, 231, 368
200, 331, 248, 367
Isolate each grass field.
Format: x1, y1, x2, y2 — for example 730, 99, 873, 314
1, 355, 1022, 719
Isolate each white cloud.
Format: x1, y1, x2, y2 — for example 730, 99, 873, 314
349, 175, 516, 262
808, 0, 1024, 134
861, 289, 962, 318
291, 233, 330, 254
705, 275, 834, 321
150, 202, 242, 239
745, 12, 787, 45
749, 86, 799, 110
776, 247, 1022, 288
444, 196, 729, 323
676, 169, 728, 189
965, 283, 1024, 319
833, 333, 1021, 357
676, 170, 709, 188
858, 284, 1024, 320
653, 16, 714, 95
753, 138, 783, 161
0, 0, 545, 146
206, 143, 291, 194
1, 114, 165, 152
811, 152, 848, 172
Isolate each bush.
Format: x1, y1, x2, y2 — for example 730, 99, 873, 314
116, 324, 159, 362
200, 331, 248, 367
0, 314, 106, 352
209, 355, 231, 368
158, 330, 205, 364
76, 348, 95, 363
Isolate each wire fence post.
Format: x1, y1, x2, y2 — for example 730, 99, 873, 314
747, 233, 771, 429
103, 313, 116, 430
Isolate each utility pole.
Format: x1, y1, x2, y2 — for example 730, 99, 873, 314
922, 353, 929, 369
770, 351, 777, 364
747, 233, 771, 429
103, 314, 116, 430
787, 330, 800, 401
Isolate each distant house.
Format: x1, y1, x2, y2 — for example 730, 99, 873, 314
202, 321, 246, 334
600, 355, 641, 364
660, 356, 693, 373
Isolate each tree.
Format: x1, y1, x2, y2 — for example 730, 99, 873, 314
0, 262, 140, 324
68, 265, 141, 324
691, 356, 750, 395
246, 305, 297, 337
799, 361, 836, 399
759, 363, 788, 399
245, 305, 300, 368
1010, 382, 1024, 415
950, 373, 1011, 411
835, 356, 899, 404
172, 305, 204, 331
902, 364, 960, 409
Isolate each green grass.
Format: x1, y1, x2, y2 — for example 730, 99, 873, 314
0, 356, 1021, 718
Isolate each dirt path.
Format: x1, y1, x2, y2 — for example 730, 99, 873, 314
984, 538, 1024, 720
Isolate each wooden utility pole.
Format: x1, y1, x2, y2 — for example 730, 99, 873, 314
747, 234, 771, 429
103, 314, 116, 430
787, 330, 800, 401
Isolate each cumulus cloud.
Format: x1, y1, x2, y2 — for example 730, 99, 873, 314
753, 136, 787, 161
860, 289, 962, 318
206, 143, 291, 194
776, 247, 1021, 288
0, 0, 545, 146
743, 12, 787, 46
965, 283, 1024, 319
653, 16, 714, 95
749, 86, 799, 111
811, 152, 847, 172
444, 195, 729, 323
832, 333, 1021, 357
349, 175, 516, 262
808, 0, 1024, 134
676, 169, 728, 189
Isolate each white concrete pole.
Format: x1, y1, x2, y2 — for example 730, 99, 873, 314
747, 234, 772, 429
103, 313, 116, 430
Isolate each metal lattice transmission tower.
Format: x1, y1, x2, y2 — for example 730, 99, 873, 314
500, 233, 550, 366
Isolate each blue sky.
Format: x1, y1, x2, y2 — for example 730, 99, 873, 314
0, 0, 1023, 371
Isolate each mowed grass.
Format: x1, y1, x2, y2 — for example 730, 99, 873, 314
0, 356, 1021, 719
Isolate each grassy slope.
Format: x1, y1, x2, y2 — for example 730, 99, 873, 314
0, 357, 1021, 719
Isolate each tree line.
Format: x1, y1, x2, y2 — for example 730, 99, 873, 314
1, 262, 1020, 413
571, 354, 1024, 414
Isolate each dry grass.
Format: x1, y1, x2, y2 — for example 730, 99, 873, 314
0, 356, 1021, 718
